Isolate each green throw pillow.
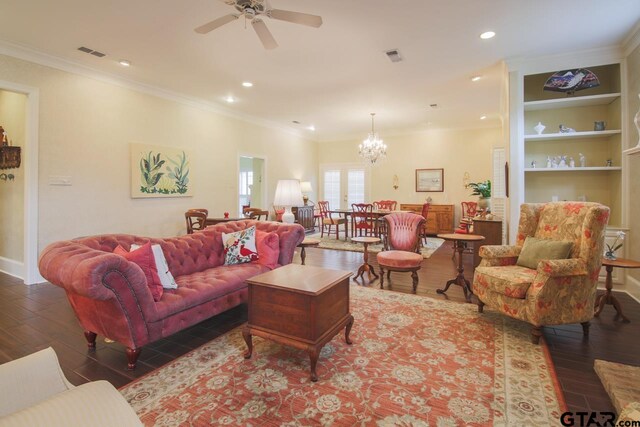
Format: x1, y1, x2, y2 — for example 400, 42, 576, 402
516, 236, 573, 270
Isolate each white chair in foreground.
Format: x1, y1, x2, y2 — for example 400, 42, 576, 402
0, 347, 141, 427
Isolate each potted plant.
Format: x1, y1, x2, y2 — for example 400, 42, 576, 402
468, 180, 491, 210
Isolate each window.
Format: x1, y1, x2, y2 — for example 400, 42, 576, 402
323, 170, 340, 209
347, 169, 365, 206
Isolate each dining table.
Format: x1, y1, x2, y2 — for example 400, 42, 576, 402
329, 209, 407, 238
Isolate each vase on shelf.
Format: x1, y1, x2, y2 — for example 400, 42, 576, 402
534, 122, 546, 135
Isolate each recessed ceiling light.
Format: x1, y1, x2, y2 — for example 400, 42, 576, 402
307, 125, 315, 131
480, 31, 496, 40
225, 96, 235, 103
242, 81, 253, 87
471, 75, 482, 82
119, 59, 131, 67
480, 115, 487, 120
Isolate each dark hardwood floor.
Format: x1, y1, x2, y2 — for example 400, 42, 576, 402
1, 240, 638, 414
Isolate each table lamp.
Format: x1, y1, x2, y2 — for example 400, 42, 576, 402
274, 179, 304, 223
300, 181, 313, 205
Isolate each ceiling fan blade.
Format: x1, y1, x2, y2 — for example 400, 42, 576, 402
252, 19, 278, 50
268, 9, 322, 28
194, 14, 239, 34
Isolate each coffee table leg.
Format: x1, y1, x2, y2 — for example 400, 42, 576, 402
242, 327, 253, 359
345, 314, 354, 345
300, 246, 307, 265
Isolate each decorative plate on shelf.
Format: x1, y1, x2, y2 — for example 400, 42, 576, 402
543, 68, 600, 94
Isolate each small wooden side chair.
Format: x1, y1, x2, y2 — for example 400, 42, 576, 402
185, 209, 208, 234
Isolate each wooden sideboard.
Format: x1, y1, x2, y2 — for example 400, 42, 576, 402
292, 205, 315, 233
399, 204, 454, 235
472, 218, 503, 267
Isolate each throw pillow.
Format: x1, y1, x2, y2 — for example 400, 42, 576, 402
131, 243, 178, 289
222, 226, 259, 265
256, 230, 280, 269
113, 243, 163, 301
516, 236, 573, 270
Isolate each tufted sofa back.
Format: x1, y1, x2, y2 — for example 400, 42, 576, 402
70, 220, 305, 277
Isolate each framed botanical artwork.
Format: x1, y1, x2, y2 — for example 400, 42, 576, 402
415, 168, 444, 192
130, 143, 193, 198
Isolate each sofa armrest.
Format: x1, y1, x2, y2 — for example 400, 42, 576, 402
0, 348, 73, 418
537, 258, 587, 277
0, 381, 142, 427
38, 242, 154, 303
478, 245, 521, 266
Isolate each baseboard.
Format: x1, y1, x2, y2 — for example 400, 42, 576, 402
0, 256, 24, 280
625, 274, 640, 304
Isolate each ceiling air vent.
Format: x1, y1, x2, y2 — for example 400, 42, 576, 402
77, 46, 106, 58
385, 49, 402, 63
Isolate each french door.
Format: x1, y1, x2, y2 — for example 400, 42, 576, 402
320, 163, 370, 210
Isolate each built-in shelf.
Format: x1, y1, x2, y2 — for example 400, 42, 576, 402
525, 167, 622, 172
524, 130, 621, 142
524, 93, 621, 111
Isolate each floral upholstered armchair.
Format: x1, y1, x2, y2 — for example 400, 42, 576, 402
472, 202, 610, 344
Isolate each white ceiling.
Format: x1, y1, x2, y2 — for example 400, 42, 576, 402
0, 0, 639, 141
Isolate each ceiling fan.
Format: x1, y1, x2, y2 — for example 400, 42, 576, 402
195, 0, 323, 50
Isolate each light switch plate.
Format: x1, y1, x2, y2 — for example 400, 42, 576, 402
49, 175, 72, 186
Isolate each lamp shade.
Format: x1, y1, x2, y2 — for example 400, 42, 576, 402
274, 179, 304, 207
300, 181, 313, 193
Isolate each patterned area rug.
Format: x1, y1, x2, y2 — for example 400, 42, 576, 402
121, 286, 566, 426
308, 233, 444, 259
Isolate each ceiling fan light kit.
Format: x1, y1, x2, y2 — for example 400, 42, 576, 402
195, 0, 322, 50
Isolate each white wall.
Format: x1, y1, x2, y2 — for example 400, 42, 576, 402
0, 54, 318, 257
318, 127, 500, 224
0, 89, 26, 262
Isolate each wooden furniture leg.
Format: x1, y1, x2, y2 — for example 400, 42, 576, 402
126, 347, 141, 370
84, 331, 97, 349
594, 264, 630, 322
437, 241, 473, 302
242, 327, 253, 359
300, 246, 307, 265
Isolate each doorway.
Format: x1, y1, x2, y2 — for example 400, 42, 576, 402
238, 155, 266, 215
0, 80, 40, 284
319, 163, 370, 210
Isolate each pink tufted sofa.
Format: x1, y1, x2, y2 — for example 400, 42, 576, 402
38, 220, 305, 369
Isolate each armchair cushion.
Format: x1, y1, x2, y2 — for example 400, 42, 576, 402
474, 265, 537, 299
516, 237, 573, 270
377, 250, 422, 269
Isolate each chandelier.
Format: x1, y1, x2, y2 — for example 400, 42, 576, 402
359, 113, 387, 165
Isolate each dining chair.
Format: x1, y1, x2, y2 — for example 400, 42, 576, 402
185, 209, 208, 234
244, 208, 269, 220
452, 201, 478, 259
273, 205, 285, 222
351, 203, 375, 237
373, 200, 397, 211
419, 202, 431, 245
318, 201, 347, 240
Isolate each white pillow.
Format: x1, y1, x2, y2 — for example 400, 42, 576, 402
222, 226, 259, 265
130, 243, 178, 289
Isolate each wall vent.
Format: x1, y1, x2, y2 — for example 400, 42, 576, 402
77, 46, 106, 58
385, 49, 402, 63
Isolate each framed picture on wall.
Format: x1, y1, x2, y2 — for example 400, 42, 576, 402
415, 168, 444, 192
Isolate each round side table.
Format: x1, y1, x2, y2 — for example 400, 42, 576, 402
298, 238, 320, 265
595, 257, 640, 323
436, 233, 485, 302
351, 236, 381, 282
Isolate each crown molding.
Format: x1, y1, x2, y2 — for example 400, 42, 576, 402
505, 46, 624, 75
623, 19, 640, 56
0, 39, 314, 142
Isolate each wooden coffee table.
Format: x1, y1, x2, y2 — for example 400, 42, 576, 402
243, 264, 354, 381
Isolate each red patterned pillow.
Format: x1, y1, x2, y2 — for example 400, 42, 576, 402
222, 226, 259, 265
113, 242, 163, 301
256, 230, 280, 269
